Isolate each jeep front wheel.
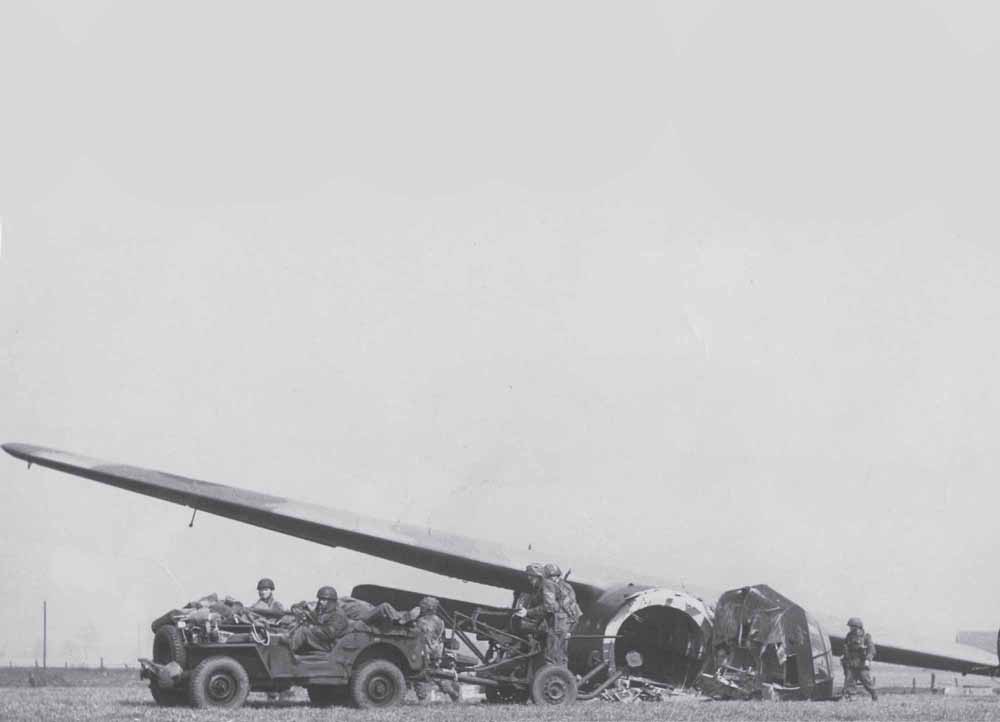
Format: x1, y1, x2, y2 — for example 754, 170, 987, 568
350, 659, 406, 708
189, 656, 250, 709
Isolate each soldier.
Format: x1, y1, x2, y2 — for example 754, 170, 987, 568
287, 586, 349, 654
516, 563, 562, 664
412, 596, 460, 703
513, 563, 544, 612
250, 578, 285, 614
338, 595, 409, 626
842, 617, 877, 701
546, 562, 581, 666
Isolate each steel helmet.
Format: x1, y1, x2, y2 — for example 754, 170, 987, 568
419, 596, 440, 613
257, 578, 275, 591
847, 617, 864, 629
317, 586, 338, 601
525, 563, 545, 577
543, 563, 562, 579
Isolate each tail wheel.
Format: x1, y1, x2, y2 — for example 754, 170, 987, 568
530, 664, 578, 706
189, 656, 250, 709
350, 659, 406, 708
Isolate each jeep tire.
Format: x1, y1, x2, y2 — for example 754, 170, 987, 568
350, 659, 406, 708
189, 656, 251, 709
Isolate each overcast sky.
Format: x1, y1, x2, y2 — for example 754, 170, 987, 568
1, 1, 998, 666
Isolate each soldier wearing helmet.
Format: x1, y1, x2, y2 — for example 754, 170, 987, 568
286, 585, 348, 653
545, 563, 582, 666
251, 577, 285, 614
413, 596, 460, 702
515, 562, 565, 665
842, 617, 877, 701
512, 563, 546, 618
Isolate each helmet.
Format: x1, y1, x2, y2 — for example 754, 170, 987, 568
257, 578, 275, 591
317, 586, 338, 601
419, 596, 440, 613
847, 617, 863, 628
525, 563, 545, 577
543, 563, 562, 579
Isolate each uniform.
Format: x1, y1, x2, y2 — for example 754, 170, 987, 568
252, 578, 284, 615
251, 597, 285, 614
553, 576, 581, 664
842, 620, 877, 700
287, 586, 349, 654
338, 596, 405, 625
412, 597, 460, 702
525, 577, 563, 664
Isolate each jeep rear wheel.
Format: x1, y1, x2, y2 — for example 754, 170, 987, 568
350, 659, 406, 708
189, 656, 250, 709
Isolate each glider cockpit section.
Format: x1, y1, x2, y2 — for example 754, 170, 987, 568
701, 585, 834, 700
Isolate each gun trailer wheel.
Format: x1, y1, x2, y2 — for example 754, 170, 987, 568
530, 664, 578, 705
350, 659, 406, 708
190, 656, 251, 709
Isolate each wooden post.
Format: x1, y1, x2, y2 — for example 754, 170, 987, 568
42, 601, 47, 670
100, 657, 104, 670
912, 677, 916, 693
931, 673, 936, 690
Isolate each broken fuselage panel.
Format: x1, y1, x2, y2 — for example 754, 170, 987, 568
702, 584, 835, 700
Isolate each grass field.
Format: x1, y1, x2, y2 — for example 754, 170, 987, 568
1, 666, 998, 721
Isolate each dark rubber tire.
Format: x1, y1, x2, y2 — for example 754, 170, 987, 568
530, 664, 578, 705
152, 625, 187, 668
350, 659, 406, 709
189, 656, 251, 709
307, 685, 348, 707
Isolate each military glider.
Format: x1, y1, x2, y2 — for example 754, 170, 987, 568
3, 442, 996, 699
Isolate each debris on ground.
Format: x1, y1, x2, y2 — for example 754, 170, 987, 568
598, 675, 707, 703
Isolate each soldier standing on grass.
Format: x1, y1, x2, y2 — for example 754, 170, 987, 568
842, 617, 878, 701
516, 563, 562, 665
412, 596, 460, 703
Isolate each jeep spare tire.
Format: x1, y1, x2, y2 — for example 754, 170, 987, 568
350, 659, 406, 708
152, 624, 186, 668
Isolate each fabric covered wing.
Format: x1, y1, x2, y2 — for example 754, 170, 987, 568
2, 443, 606, 602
